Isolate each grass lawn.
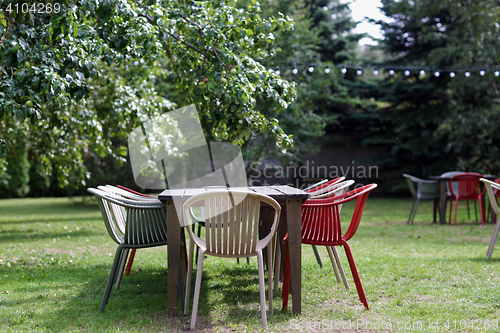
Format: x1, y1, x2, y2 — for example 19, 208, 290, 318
1, 196, 499, 332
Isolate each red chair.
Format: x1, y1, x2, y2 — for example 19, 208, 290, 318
448, 173, 486, 225
281, 184, 377, 311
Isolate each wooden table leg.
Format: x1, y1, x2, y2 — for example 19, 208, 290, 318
433, 198, 438, 223
439, 180, 447, 224
166, 200, 181, 316
286, 198, 302, 314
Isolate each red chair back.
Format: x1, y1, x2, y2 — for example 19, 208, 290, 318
448, 173, 485, 200
301, 184, 377, 245
495, 179, 500, 198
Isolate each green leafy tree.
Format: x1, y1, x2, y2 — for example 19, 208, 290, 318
238, 0, 362, 176
0, 0, 297, 189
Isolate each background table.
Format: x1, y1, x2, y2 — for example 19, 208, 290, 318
430, 174, 497, 224
158, 185, 309, 316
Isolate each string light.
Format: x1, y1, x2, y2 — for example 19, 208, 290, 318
259, 61, 500, 79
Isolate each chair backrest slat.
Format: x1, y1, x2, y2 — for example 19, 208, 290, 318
183, 190, 281, 257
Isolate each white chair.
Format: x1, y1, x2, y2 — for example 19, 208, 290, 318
480, 178, 500, 258
183, 189, 281, 329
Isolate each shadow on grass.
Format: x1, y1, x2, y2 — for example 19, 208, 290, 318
0, 216, 100, 225
183, 262, 294, 329
6, 264, 176, 331
0, 229, 96, 243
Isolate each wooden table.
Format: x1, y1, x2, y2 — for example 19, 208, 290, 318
158, 185, 309, 316
430, 174, 497, 224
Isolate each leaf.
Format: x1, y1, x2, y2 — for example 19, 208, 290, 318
17, 50, 25, 62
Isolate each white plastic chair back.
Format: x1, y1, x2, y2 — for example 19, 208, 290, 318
184, 190, 281, 257
310, 180, 355, 199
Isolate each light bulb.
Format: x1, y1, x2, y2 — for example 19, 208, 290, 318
292, 67, 298, 75
389, 69, 395, 75
450, 72, 455, 78
308, 66, 314, 73
341, 67, 347, 74
373, 69, 379, 76
420, 69, 425, 76
480, 70, 485, 76
434, 71, 440, 77
324, 66, 330, 74
405, 70, 410, 76
356, 67, 362, 75
495, 71, 500, 77
465, 71, 470, 77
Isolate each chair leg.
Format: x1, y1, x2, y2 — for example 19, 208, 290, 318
328, 246, 349, 290
274, 238, 281, 293
281, 240, 290, 312
184, 237, 195, 314
449, 197, 453, 224
267, 238, 274, 315
257, 250, 268, 328
410, 198, 421, 224
467, 200, 471, 219
407, 198, 417, 225
479, 197, 485, 226
342, 241, 369, 310
326, 246, 341, 283
433, 198, 439, 223
125, 249, 136, 276
194, 224, 201, 265
454, 198, 459, 226
190, 248, 205, 330
487, 216, 500, 258
100, 246, 125, 312
474, 200, 478, 223
312, 245, 323, 267
114, 248, 129, 290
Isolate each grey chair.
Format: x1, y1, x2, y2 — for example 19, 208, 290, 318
403, 174, 440, 224
88, 188, 185, 312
